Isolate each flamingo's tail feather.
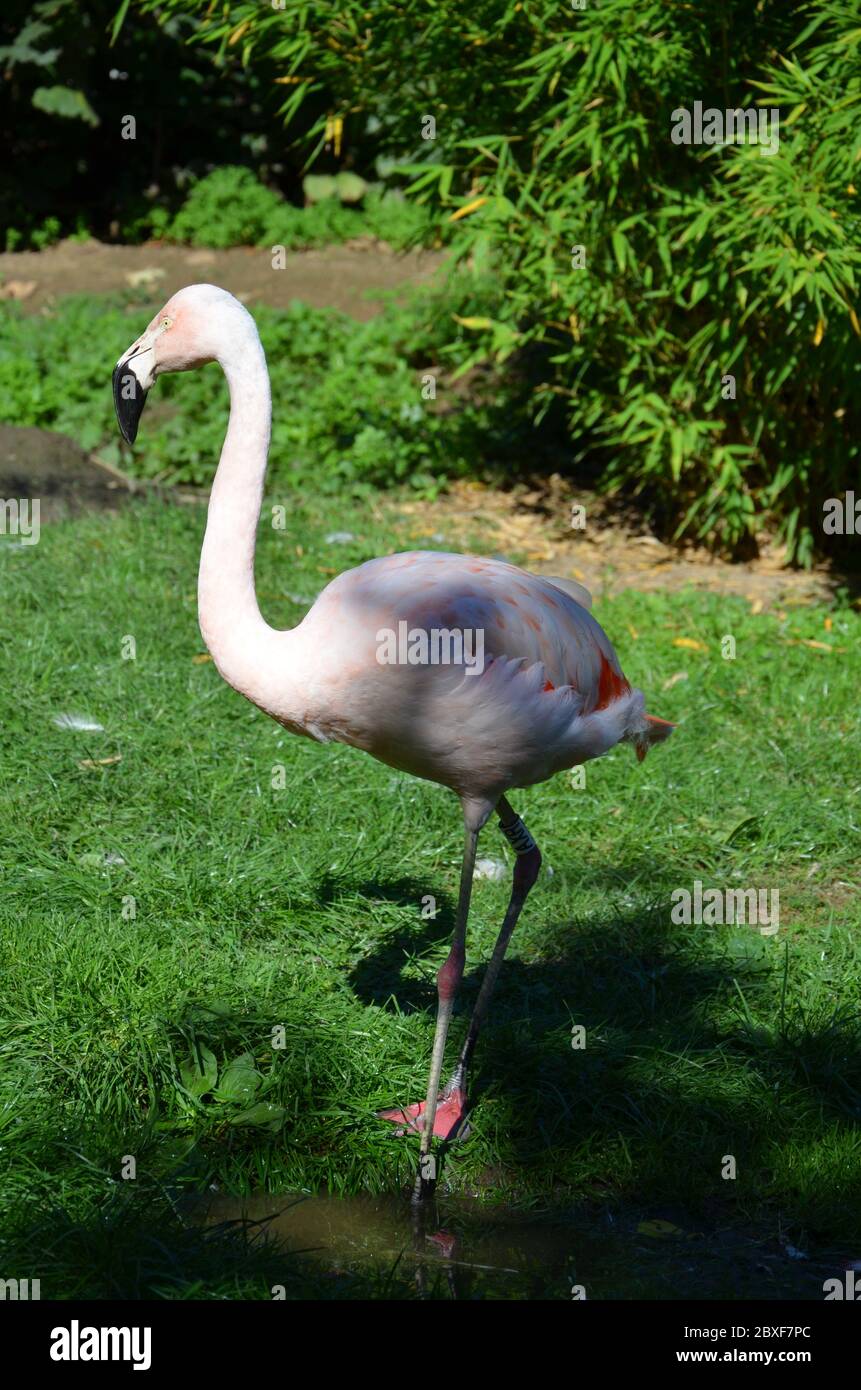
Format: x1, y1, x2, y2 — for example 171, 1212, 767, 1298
635, 713, 676, 762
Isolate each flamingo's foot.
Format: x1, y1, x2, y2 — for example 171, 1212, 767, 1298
378, 1086, 470, 1142
426, 1229, 457, 1258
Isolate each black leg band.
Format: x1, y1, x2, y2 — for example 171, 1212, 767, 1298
500, 814, 537, 857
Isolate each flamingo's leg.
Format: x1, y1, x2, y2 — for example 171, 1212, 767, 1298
444, 797, 542, 1102
379, 800, 540, 1199
406, 818, 478, 1202
379, 814, 479, 1200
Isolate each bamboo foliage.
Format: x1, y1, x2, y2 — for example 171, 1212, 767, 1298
135, 0, 861, 561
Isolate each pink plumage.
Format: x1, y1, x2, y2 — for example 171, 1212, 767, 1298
292, 550, 660, 805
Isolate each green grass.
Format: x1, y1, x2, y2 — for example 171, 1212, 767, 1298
0, 495, 859, 1298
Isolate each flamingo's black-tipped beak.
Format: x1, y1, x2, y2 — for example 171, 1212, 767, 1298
113, 359, 149, 445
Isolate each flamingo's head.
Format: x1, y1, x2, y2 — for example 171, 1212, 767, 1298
113, 284, 251, 443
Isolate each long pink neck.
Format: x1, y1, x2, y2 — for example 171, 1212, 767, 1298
197, 328, 279, 700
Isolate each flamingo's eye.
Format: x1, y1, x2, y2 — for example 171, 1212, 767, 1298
161, 317, 171, 329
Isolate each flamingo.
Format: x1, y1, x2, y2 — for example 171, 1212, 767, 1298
113, 285, 674, 1203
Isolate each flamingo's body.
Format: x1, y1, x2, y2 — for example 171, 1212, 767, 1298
114, 285, 674, 1201
269, 550, 651, 800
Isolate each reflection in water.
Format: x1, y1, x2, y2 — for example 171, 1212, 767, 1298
203, 1191, 629, 1299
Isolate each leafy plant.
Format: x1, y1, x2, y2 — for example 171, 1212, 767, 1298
132, 0, 861, 562
0, 11, 98, 127
156, 165, 430, 251
0, 282, 515, 491
30, 82, 98, 125
0, 0, 329, 244
177, 1042, 285, 1131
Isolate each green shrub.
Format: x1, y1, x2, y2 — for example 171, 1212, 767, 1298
4, 216, 63, 253
165, 167, 286, 249
136, 0, 861, 562
155, 165, 432, 251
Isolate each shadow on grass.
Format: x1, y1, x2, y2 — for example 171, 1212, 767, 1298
339, 864, 861, 1245
327, 871, 457, 1014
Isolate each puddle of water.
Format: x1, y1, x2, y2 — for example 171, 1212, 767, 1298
203, 1190, 595, 1298
200, 1190, 831, 1299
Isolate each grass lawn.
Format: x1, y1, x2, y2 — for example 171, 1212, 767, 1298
1, 494, 859, 1298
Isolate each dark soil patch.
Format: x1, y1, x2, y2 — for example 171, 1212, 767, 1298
0, 425, 136, 522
